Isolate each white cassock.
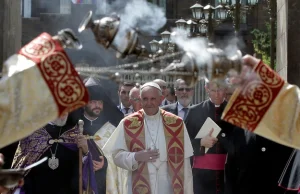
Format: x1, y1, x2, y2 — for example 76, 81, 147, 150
105, 110, 194, 194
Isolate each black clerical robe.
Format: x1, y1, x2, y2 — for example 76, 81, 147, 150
225, 128, 292, 194
81, 114, 108, 194
185, 100, 234, 194
277, 149, 300, 194
67, 107, 123, 194
17, 124, 79, 194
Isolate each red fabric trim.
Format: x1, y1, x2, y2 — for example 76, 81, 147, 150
193, 154, 227, 170
222, 60, 285, 132
123, 110, 185, 194
18, 33, 89, 116
162, 110, 185, 194
124, 111, 151, 194
278, 184, 299, 191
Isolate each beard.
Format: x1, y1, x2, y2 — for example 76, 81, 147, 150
178, 96, 192, 107
84, 106, 102, 118
52, 116, 68, 126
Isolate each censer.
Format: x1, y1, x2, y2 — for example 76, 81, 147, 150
78, 11, 148, 58
76, 11, 243, 87
163, 45, 243, 87
76, 45, 243, 87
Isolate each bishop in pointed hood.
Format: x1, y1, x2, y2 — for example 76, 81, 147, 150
67, 77, 123, 134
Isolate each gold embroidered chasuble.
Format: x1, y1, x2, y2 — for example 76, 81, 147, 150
222, 60, 300, 149
123, 109, 185, 194
0, 32, 88, 148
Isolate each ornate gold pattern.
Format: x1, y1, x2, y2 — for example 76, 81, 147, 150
128, 117, 142, 128
21, 33, 55, 59
222, 61, 285, 131
18, 33, 89, 116
124, 110, 185, 194
163, 115, 177, 125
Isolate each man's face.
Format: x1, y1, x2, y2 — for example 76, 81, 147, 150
175, 81, 194, 107
119, 85, 133, 107
85, 100, 103, 118
52, 113, 68, 126
165, 88, 176, 103
205, 83, 226, 105
154, 81, 167, 97
129, 90, 142, 112
141, 87, 163, 115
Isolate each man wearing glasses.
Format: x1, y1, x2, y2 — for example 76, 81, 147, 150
129, 86, 142, 113
185, 81, 235, 194
162, 79, 194, 119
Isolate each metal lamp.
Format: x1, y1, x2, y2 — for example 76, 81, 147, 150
149, 40, 159, 53
190, 2, 204, 20
203, 4, 215, 20
198, 19, 208, 35
217, 0, 230, 5
215, 5, 228, 20
186, 19, 197, 35
247, 0, 258, 5
161, 31, 171, 44
175, 18, 187, 30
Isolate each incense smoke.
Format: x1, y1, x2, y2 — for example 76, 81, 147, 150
170, 28, 212, 73
98, 0, 166, 35
96, 0, 167, 55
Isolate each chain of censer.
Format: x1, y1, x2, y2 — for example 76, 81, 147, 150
75, 51, 185, 73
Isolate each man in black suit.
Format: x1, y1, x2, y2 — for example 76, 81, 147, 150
162, 79, 194, 119
225, 128, 292, 194
185, 81, 234, 194
117, 82, 134, 115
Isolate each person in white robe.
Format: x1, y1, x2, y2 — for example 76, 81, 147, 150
104, 82, 194, 194
0, 29, 88, 149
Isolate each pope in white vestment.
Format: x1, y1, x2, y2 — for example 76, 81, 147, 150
104, 82, 194, 194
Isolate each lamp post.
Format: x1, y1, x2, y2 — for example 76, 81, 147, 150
148, 30, 174, 58
203, 4, 215, 41
189, 2, 227, 41
218, 0, 259, 34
